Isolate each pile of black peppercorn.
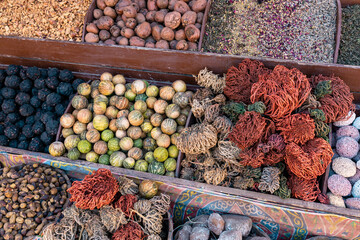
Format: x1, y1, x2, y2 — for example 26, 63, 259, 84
0, 65, 85, 153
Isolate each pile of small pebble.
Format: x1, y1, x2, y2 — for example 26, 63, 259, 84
328, 110, 360, 210
203, 0, 337, 63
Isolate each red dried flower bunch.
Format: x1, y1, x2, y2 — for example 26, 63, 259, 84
67, 168, 119, 210
224, 59, 270, 104
285, 138, 333, 180
250, 65, 311, 121
114, 194, 138, 218
228, 111, 267, 150
311, 75, 355, 123
112, 221, 145, 240
288, 174, 320, 202
276, 113, 315, 144
239, 145, 265, 168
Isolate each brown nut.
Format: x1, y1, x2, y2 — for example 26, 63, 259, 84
16, 217, 24, 224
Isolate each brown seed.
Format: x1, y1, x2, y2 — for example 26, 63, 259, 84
50, 188, 58, 195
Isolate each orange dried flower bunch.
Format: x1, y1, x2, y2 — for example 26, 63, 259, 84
224, 59, 270, 104
112, 221, 145, 240
114, 194, 138, 218
67, 168, 119, 210
311, 75, 355, 123
288, 174, 321, 202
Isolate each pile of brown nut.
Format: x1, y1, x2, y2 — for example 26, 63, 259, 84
0, 164, 68, 240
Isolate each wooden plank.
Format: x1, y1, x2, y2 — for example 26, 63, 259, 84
1, 145, 359, 218
341, 0, 360, 6
1, 37, 360, 91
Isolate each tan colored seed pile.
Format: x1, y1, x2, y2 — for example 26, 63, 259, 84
0, 0, 92, 41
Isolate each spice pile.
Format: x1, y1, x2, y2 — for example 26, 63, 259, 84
0, 65, 80, 152
327, 112, 360, 210
180, 59, 354, 202
0, 0, 92, 41
50, 72, 192, 176
203, 0, 337, 63
42, 168, 171, 240
338, 5, 360, 66
0, 164, 69, 240
85, 0, 207, 50
175, 213, 268, 240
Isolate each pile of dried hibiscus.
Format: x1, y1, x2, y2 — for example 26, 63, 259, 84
42, 168, 171, 240
179, 59, 354, 202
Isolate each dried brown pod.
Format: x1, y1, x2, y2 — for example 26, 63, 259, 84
161, 27, 175, 41
110, 25, 121, 37
87, 23, 99, 34
149, 193, 171, 215
85, 33, 100, 43
117, 36, 129, 45
176, 40, 188, 50
155, 9, 168, 22
164, 11, 181, 29
93, 9, 104, 19
174, 1, 190, 14
125, 18, 137, 29
155, 40, 170, 49
115, 0, 132, 14
212, 115, 232, 135
147, 0, 158, 11
130, 36, 146, 46
97, 0, 107, 10
175, 29, 186, 40
188, 41, 198, 51
136, 13, 146, 23
203, 167, 227, 186
146, 10, 157, 22
191, 0, 206, 12
170, 40, 178, 49
105, 0, 118, 7
100, 205, 127, 233
139, 8, 149, 16
135, 22, 152, 38
168, 0, 178, 10
123, 5, 137, 18
146, 42, 156, 48
117, 20, 126, 28
97, 16, 115, 30
182, 11, 197, 26
185, 24, 200, 42
104, 6, 117, 18
194, 67, 226, 94
156, 0, 169, 8
176, 123, 218, 154
99, 29, 111, 41
152, 24, 163, 41
192, 88, 213, 101
121, 27, 135, 38
190, 98, 207, 118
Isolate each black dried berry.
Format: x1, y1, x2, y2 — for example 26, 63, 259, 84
55, 104, 66, 116
40, 68, 48, 78
32, 121, 44, 135
19, 79, 33, 92
46, 119, 59, 136
0, 69, 6, 83
4, 75, 21, 89
43, 145, 49, 154
6, 65, 21, 75
0, 125, 4, 135
0, 135, 9, 146
28, 137, 43, 152
19, 104, 35, 117
37, 88, 51, 101
0, 112, 6, 122
45, 76, 59, 90
22, 124, 34, 138
72, 78, 85, 90
15, 120, 25, 129
34, 78, 46, 89
30, 96, 42, 108
26, 66, 40, 80
2, 99, 16, 114
40, 132, 53, 145
35, 111, 42, 120
46, 92, 61, 107
1, 88, 16, 99
41, 102, 54, 112
20, 68, 27, 80
15, 92, 31, 105
32, 88, 38, 96
6, 113, 21, 123
18, 134, 26, 141
59, 69, 74, 82
18, 141, 29, 150
41, 112, 56, 124
25, 116, 35, 125
4, 125, 19, 139
48, 68, 59, 78
9, 139, 18, 148
57, 82, 73, 96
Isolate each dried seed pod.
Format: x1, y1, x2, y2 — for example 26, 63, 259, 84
194, 68, 226, 94
134, 199, 152, 214
100, 205, 127, 233
118, 176, 139, 195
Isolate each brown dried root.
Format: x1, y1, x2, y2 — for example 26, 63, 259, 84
42, 218, 77, 240
258, 167, 281, 194
62, 205, 93, 227
192, 88, 214, 102
132, 209, 163, 235
147, 234, 162, 240
177, 124, 218, 154
84, 215, 109, 240
118, 176, 139, 195
213, 94, 227, 104
100, 205, 128, 233
194, 68, 226, 94
215, 141, 241, 161
204, 104, 221, 123
180, 167, 195, 180
203, 167, 227, 186
150, 193, 171, 215
191, 98, 212, 118
233, 176, 255, 190
134, 199, 152, 215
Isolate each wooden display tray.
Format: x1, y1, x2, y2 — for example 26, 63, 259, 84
81, 0, 212, 51
1, 36, 360, 217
